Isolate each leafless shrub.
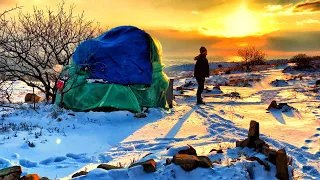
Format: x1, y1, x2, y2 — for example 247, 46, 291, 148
290, 54, 312, 70
0, 1, 101, 103
238, 46, 267, 71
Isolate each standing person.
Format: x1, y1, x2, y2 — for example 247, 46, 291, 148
194, 46, 209, 105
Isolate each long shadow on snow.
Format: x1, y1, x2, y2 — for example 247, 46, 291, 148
164, 106, 197, 139
269, 110, 286, 124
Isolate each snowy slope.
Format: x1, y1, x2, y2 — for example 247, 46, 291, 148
0, 66, 319, 179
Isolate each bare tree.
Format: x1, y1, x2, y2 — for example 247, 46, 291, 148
237, 46, 266, 71
0, 1, 101, 103
0, 77, 14, 105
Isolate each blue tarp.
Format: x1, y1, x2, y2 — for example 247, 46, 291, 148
73, 26, 152, 85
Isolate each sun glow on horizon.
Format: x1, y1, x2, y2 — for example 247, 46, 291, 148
201, 3, 273, 38
222, 4, 261, 37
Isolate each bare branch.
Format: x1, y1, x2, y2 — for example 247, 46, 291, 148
0, 1, 101, 103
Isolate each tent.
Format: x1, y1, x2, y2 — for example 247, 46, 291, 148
55, 26, 169, 112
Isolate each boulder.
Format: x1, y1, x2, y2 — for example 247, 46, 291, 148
268, 149, 277, 165
236, 138, 250, 148
254, 139, 266, 152
71, 171, 88, 178
97, 164, 122, 171
178, 144, 197, 156
0, 166, 22, 180
262, 144, 271, 156
276, 149, 289, 180
267, 100, 280, 110
248, 120, 259, 142
20, 174, 40, 180
134, 113, 147, 118
172, 154, 212, 172
166, 158, 171, 165
129, 159, 156, 173
209, 149, 223, 154
39, 178, 49, 180
197, 156, 213, 168
247, 157, 270, 171
24, 93, 41, 103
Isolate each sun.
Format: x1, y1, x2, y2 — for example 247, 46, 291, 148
222, 5, 261, 37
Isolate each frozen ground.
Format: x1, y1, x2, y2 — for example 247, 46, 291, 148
0, 65, 319, 179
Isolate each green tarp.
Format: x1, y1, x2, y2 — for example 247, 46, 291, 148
55, 34, 169, 112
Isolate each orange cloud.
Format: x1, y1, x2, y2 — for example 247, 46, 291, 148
0, 0, 16, 5
292, 0, 320, 13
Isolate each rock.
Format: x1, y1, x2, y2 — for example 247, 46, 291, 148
254, 139, 266, 152
134, 113, 147, 118
172, 154, 199, 171
271, 79, 289, 87
246, 157, 270, 171
172, 154, 212, 172
21, 174, 40, 180
268, 149, 277, 165
236, 138, 250, 148
39, 178, 49, 180
248, 120, 259, 148
267, 100, 279, 110
213, 160, 221, 164
97, 164, 122, 170
315, 80, 320, 86
276, 149, 289, 180
71, 171, 88, 178
216, 149, 223, 154
129, 159, 156, 173
262, 144, 271, 155
178, 144, 197, 155
0, 166, 22, 180
24, 93, 41, 103
197, 156, 213, 168
166, 158, 171, 165
209, 148, 223, 153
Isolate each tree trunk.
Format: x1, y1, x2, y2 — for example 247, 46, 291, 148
51, 93, 57, 104
45, 87, 51, 102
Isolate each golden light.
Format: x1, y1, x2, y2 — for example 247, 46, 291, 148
56, 138, 61, 144
222, 4, 261, 37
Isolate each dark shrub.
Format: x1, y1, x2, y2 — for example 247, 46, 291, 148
290, 54, 312, 69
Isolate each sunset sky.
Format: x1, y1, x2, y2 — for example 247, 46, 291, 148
1, 0, 320, 59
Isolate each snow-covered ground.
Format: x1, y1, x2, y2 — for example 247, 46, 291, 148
0, 65, 319, 179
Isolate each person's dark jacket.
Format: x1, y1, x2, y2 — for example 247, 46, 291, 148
194, 54, 209, 78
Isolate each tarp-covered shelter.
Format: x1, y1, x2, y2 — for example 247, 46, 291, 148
55, 26, 169, 112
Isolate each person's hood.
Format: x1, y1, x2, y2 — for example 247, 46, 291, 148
194, 54, 206, 60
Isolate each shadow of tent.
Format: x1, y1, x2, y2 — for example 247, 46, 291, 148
164, 106, 197, 139
270, 109, 286, 124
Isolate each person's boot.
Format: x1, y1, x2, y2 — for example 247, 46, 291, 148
197, 98, 205, 105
